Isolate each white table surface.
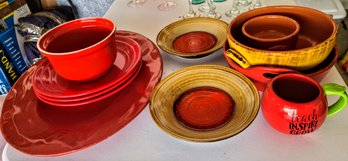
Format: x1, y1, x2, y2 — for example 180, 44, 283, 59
2, 0, 348, 160
294, 0, 346, 19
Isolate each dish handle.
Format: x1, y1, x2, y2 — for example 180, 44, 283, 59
251, 67, 298, 83
225, 48, 251, 68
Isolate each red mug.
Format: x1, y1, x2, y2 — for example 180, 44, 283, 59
261, 73, 348, 135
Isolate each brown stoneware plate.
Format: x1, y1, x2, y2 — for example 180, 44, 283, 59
156, 17, 228, 58
150, 65, 260, 142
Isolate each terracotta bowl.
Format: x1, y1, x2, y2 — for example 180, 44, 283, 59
156, 17, 228, 58
227, 5, 337, 70
150, 65, 259, 142
241, 15, 300, 51
223, 41, 339, 91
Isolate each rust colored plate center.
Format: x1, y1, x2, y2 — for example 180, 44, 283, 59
174, 86, 234, 130
173, 31, 217, 54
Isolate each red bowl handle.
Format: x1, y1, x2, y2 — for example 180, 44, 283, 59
224, 48, 297, 83
249, 66, 297, 83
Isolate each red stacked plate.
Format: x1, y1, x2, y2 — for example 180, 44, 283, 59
32, 36, 142, 107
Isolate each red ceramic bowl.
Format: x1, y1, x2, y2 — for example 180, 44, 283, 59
37, 17, 117, 82
223, 41, 338, 91
241, 15, 300, 51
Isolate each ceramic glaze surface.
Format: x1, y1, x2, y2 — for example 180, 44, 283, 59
150, 65, 259, 142
46, 27, 111, 53
173, 31, 217, 54
0, 30, 163, 156
33, 36, 142, 99
38, 17, 118, 81
261, 74, 348, 135
223, 41, 339, 91
227, 6, 337, 70
174, 86, 234, 130
242, 15, 300, 50
262, 74, 327, 134
35, 63, 141, 107
157, 17, 228, 58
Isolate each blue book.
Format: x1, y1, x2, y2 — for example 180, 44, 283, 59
0, 67, 11, 94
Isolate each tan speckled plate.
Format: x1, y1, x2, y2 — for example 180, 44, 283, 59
156, 17, 228, 58
150, 65, 260, 142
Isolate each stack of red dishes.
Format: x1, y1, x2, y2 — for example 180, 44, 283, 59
0, 30, 163, 156
32, 36, 142, 107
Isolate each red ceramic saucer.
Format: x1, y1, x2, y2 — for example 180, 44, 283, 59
173, 31, 217, 54
35, 63, 141, 106
0, 30, 163, 156
32, 36, 142, 99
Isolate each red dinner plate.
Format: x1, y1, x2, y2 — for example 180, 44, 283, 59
32, 36, 142, 99
35, 63, 141, 106
0, 30, 163, 156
